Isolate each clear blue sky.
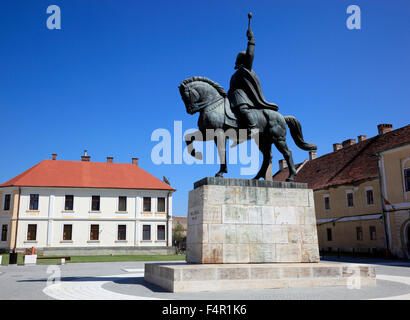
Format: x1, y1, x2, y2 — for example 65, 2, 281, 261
0, 0, 409, 216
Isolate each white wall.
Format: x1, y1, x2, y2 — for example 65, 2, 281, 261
12, 187, 172, 248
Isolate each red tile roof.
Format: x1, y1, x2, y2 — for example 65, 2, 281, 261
0, 160, 175, 191
273, 125, 410, 190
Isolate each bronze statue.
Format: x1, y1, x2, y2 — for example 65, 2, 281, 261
179, 13, 317, 181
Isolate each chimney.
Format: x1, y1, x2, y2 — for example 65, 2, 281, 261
106, 156, 114, 163
51, 153, 57, 160
309, 150, 317, 161
132, 158, 139, 165
342, 138, 356, 148
81, 150, 91, 162
333, 143, 342, 152
357, 135, 367, 142
278, 159, 287, 170
377, 123, 393, 135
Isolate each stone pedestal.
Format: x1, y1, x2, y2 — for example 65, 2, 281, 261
187, 177, 319, 263
144, 178, 376, 292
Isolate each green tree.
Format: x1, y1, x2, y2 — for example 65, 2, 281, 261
173, 222, 185, 247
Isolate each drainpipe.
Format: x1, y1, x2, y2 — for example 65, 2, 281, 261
13, 187, 21, 253
166, 191, 171, 247
376, 154, 391, 257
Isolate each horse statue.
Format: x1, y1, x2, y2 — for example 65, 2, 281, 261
179, 76, 317, 181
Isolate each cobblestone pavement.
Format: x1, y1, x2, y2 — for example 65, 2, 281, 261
0, 257, 409, 300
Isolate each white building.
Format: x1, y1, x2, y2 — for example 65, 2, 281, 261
0, 153, 175, 255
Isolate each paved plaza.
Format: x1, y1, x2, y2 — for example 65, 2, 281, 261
0, 257, 409, 300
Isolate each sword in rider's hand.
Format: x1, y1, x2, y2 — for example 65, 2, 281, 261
247, 12, 254, 40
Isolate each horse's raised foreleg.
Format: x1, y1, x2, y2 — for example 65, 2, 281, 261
214, 130, 227, 177
184, 130, 204, 160
273, 138, 296, 181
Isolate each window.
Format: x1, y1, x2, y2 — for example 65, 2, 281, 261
369, 226, 376, 240
405, 168, 410, 192
346, 192, 354, 207
157, 225, 166, 241
91, 196, 100, 211
356, 227, 363, 241
143, 197, 151, 212
3, 194, 11, 211
65, 195, 74, 211
366, 190, 374, 205
118, 225, 126, 241
157, 198, 166, 212
118, 196, 127, 212
27, 224, 37, 241
324, 196, 330, 210
1, 225, 8, 241
29, 194, 39, 210
90, 224, 99, 240
143, 225, 151, 240
327, 228, 332, 241
63, 224, 72, 241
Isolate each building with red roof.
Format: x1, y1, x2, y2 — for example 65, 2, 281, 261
273, 124, 410, 259
0, 151, 175, 255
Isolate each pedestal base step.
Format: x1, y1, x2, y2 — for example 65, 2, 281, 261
144, 262, 376, 293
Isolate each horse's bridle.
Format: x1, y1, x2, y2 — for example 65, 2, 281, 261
184, 84, 224, 114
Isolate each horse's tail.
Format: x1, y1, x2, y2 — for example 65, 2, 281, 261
284, 115, 317, 151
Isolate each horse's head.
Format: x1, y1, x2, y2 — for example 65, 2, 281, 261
179, 82, 201, 115
179, 77, 227, 115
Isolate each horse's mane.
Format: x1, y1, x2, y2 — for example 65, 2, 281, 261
180, 76, 227, 97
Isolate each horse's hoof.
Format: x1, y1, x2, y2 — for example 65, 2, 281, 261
252, 176, 261, 180
215, 173, 224, 178
286, 177, 294, 182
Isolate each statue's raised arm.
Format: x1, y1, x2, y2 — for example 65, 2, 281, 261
244, 12, 255, 70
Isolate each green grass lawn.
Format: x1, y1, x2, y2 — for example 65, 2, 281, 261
1, 253, 24, 265
1, 253, 186, 265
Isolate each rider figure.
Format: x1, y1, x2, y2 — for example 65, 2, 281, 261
228, 15, 279, 137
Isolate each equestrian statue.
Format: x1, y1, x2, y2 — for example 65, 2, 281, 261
179, 13, 317, 181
